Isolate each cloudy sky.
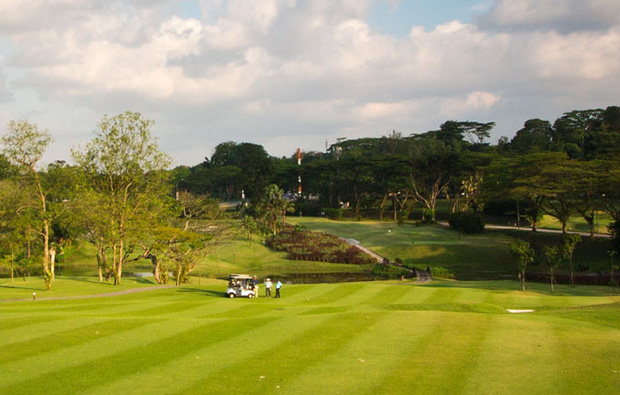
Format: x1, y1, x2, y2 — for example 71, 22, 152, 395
1, 0, 619, 166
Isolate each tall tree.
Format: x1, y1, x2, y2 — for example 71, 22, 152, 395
409, 134, 461, 221
1, 120, 55, 289
72, 112, 172, 285
0, 179, 32, 282
510, 239, 534, 292
561, 234, 582, 286
541, 245, 560, 292
510, 119, 554, 153
257, 184, 292, 235
552, 109, 604, 158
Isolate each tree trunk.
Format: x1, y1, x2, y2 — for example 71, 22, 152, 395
49, 246, 56, 282
10, 246, 14, 283
379, 194, 387, 220
42, 219, 52, 290
176, 265, 181, 286
584, 212, 595, 237
96, 245, 105, 282
569, 256, 574, 286
550, 267, 555, 293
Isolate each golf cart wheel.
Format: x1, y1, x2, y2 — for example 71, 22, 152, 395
248, 293, 254, 299
228, 293, 235, 298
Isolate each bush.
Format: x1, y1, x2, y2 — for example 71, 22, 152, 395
449, 211, 485, 234
323, 208, 344, 221
267, 228, 375, 265
372, 263, 411, 279
294, 201, 322, 217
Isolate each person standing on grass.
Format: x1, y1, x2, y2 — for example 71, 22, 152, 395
264, 278, 272, 298
254, 277, 259, 298
275, 280, 282, 298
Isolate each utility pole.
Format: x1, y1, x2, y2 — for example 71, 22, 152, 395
297, 148, 302, 196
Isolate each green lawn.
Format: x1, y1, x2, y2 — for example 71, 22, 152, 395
287, 217, 615, 278
536, 212, 613, 234
1, 277, 618, 394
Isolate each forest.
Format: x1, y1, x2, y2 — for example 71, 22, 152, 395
1, 106, 619, 290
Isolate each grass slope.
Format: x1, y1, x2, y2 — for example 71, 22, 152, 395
288, 217, 615, 279
1, 278, 618, 394
289, 218, 516, 279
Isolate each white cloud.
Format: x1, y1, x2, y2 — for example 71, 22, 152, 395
479, 0, 620, 32
0, 0, 618, 164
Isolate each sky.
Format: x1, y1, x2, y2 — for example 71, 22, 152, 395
1, 0, 619, 166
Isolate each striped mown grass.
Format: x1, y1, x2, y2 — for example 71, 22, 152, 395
1, 278, 619, 394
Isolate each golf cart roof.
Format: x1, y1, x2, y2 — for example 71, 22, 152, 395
229, 274, 253, 280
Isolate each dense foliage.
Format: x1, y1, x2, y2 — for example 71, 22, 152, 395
2, 104, 620, 289
267, 228, 375, 265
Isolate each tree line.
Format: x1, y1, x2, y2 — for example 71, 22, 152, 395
2, 106, 619, 289
177, 105, 620, 237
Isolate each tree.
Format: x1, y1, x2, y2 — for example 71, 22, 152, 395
553, 109, 604, 158
1, 120, 55, 289
72, 112, 172, 285
510, 119, 554, 153
372, 157, 410, 220
510, 239, 534, 291
41, 161, 85, 281
409, 134, 462, 221
0, 179, 32, 282
256, 184, 293, 235
534, 157, 579, 234
486, 153, 565, 232
561, 234, 581, 286
461, 121, 495, 145
208, 141, 274, 202
241, 215, 259, 246
541, 245, 560, 292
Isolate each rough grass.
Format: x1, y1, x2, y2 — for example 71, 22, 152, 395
0, 278, 618, 394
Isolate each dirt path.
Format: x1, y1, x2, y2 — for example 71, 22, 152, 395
0, 284, 176, 303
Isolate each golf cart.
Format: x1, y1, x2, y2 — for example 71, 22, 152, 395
226, 274, 256, 298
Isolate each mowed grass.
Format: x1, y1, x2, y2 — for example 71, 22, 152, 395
1, 278, 618, 394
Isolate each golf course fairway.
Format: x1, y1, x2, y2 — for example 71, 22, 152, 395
1, 278, 619, 394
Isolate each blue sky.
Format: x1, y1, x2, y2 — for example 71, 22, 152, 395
0, 0, 618, 165
368, 0, 489, 35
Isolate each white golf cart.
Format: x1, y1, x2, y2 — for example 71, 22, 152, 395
226, 274, 256, 298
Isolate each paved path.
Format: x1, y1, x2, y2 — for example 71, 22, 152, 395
437, 221, 611, 238
341, 238, 386, 263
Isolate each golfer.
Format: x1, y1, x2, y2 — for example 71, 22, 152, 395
275, 280, 282, 298
264, 278, 272, 298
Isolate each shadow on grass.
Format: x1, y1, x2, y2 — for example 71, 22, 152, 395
58, 276, 158, 285
0, 283, 42, 292
176, 287, 226, 298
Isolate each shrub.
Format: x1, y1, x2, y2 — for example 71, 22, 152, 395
372, 263, 411, 279
267, 228, 375, 265
295, 201, 322, 217
449, 211, 485, 234
429, 266, 456, 279
323, 208, 344, 221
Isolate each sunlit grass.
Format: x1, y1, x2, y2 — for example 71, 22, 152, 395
0, 278, 618, 394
